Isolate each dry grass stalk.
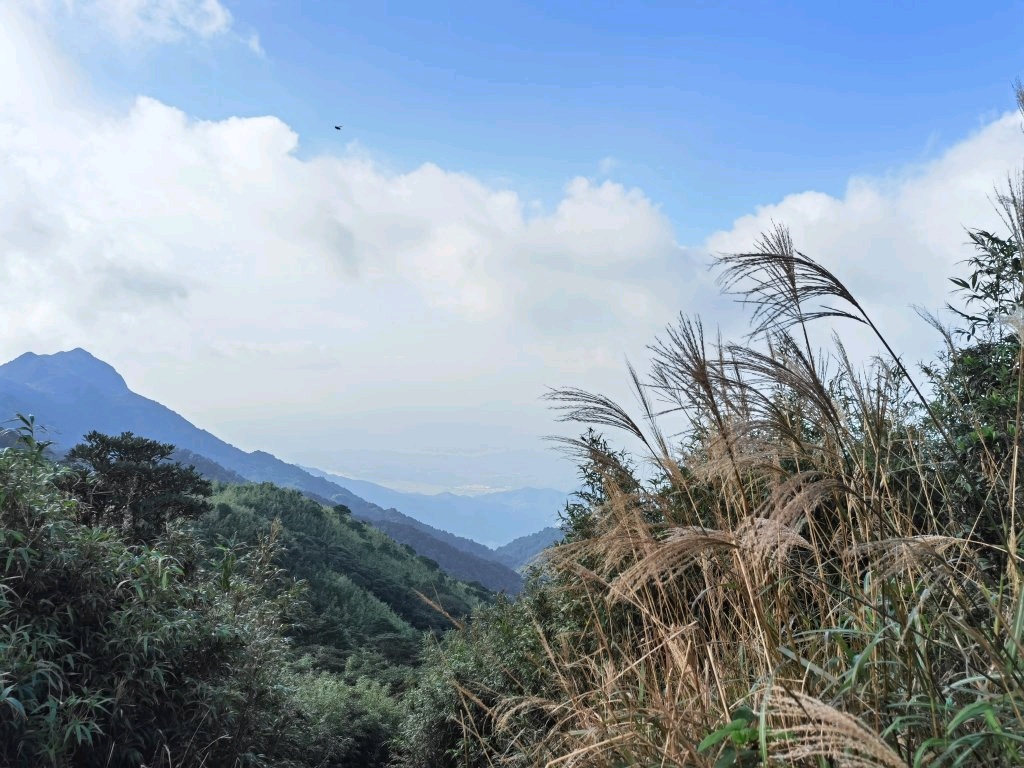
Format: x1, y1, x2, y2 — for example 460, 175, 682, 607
760, 687, 905, 767
445, 202, 1024, 767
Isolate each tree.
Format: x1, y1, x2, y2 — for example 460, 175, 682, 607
61, 431, 212, 544
0, 445, 313, 768
919, 226, 1024, 546
946, 229, 1024, 343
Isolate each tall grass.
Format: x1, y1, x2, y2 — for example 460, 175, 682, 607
433, 106, 1024, 768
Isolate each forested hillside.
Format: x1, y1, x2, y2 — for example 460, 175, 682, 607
492, 525, 562, 571
0, 426, 498, 767
0, 354, 525, 593
203, 482, 492, 669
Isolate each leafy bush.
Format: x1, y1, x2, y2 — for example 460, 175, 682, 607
0, 440, 313, 766
287, 662, 403, 767
0, 424, 421, 768
395, 589, 557, 768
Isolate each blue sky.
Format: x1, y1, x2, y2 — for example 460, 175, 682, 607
3, 0, 1024, 496
58, 1, 1024, 241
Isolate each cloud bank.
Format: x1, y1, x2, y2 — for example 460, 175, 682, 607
2, 1, 1024, 490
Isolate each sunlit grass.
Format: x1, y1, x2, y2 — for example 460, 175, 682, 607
425, 91, 1024, 768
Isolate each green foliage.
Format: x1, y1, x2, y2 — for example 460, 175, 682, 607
697, 707, 761, 768
2, 413, 56, 461
946, 229, 1024, 342
921, 334, 1021, 539
287, 662, 404, 767
0, 441, 305, 767
0, 423, 478, 768
559, 428, 644, 543
920, 228, 1024, 548
201, 482, 492, 672
396, 586, 557, 768
59, 431, 213, 544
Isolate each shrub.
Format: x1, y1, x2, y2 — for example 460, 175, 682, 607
0, 438, 304, 767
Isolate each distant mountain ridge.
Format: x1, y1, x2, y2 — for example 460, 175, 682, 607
494, 526, 563, 571
301, 466, 568, 548
0, 349, 524, 593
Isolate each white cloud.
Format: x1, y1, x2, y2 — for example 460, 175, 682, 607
3, 2, 1024, 491
81, 0, 232, 41
703, 113, 1024, 374
243, 31, 262, 55
0, 3, 694, 486
20, 0, 241, 46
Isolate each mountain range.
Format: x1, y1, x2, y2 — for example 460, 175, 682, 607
0, 349, 566, 592
300, 466, 566, 548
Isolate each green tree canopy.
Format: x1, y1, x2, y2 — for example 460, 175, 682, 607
61, 431, 212, 543
917, 223, 1024, 550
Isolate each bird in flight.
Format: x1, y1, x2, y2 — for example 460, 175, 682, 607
334, 125, 343, 130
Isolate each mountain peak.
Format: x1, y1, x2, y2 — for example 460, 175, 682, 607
0, 348, 128, 394
0, 353, 529, 591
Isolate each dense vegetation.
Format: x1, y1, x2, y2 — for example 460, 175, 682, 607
203, 482, 492, 671
0, 422, 493, 767
394, 102, 1024, 765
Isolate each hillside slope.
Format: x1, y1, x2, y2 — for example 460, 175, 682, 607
202, 482, 493, 669
493, 526, 564, 571
0, 349, 523, 593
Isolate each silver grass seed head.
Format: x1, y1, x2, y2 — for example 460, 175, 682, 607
1000, 305, 1024, 341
